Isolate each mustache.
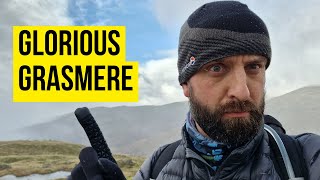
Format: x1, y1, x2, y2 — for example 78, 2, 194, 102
216, 100, 261, 114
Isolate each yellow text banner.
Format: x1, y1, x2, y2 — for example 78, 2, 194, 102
13, 26, 138, 102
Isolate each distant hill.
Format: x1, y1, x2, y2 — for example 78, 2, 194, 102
16, 86, 320, 155
265, 86, 320, 135
17, 102, 189, 156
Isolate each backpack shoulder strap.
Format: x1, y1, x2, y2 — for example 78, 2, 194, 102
278, 133, 309, 180
265, 124, 308, 180
150, 139, 181, 179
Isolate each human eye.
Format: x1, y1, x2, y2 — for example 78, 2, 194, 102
206, 63, 226, 75
246, 63, 263, 74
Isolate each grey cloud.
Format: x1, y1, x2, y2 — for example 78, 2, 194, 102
138, 57, 186, 105
152, 0, 206, 31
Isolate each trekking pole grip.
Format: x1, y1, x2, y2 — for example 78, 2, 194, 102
75, 107, 117, 164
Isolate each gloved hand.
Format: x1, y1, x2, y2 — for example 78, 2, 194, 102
68, 147, 126, 180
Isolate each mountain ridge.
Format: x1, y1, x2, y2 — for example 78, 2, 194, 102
16, 86, 320, 155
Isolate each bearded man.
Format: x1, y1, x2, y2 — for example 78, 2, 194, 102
70, 1, 320, 180
134, 1, 320, 179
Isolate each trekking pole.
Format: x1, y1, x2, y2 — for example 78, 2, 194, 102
75, 107, 117, 164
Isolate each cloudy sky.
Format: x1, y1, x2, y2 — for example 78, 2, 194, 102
0, 0, 320, 138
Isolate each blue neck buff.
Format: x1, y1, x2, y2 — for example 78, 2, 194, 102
185, 112, 232, 172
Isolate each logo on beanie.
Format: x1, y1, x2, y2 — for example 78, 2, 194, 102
190, 56, 195, 62
182, 56, 196, 72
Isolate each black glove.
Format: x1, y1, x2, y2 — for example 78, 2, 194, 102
69, 147, 126, 180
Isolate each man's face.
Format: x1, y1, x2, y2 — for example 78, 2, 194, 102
182, 55, 267, 147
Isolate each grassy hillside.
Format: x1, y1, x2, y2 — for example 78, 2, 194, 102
0, 140, 145, 179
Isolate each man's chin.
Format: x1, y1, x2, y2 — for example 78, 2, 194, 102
208, 116, 262, 147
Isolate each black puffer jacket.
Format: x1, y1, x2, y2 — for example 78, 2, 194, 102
134, 125, 320, 180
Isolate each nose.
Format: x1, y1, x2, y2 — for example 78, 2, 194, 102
227, 69, 250, 101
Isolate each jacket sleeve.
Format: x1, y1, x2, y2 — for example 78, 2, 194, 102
133, 144, 171, 180
297, 133, 320, 180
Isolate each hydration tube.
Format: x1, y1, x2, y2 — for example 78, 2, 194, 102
264, 124, 304, 180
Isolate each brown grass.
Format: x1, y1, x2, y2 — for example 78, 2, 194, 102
0, 140, 145, 179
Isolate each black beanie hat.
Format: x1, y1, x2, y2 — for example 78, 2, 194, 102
178, 1, 271, 84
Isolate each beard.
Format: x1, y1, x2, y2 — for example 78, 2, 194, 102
189, 87, 265, 148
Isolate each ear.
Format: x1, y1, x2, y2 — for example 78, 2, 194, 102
181, 83, 190, 97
